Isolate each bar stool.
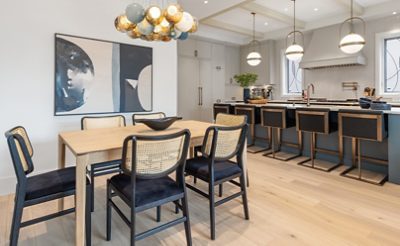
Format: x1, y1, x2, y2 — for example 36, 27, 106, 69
213, 103, 232, 120
339, 109, 388, 185
234, 104, 269, 153
261, 105, 302, 161
296, 108, 341, 172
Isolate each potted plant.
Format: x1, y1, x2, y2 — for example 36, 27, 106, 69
234, 73, 258, 103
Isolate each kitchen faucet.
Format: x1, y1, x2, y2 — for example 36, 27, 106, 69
306, 83, 315, 107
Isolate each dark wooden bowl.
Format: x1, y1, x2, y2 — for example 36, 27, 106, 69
135, 117, 182, 131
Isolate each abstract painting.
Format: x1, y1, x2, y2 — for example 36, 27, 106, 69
54, 34, 152, 115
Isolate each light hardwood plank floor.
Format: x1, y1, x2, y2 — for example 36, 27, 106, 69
1, 153, 400, 245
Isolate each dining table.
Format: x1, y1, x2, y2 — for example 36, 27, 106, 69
57, 120, 248, 245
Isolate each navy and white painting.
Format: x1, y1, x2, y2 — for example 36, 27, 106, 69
55, 34, 152, 115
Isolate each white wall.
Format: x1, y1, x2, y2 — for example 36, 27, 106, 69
0, 0, 178, 195
272, 15, 400, 100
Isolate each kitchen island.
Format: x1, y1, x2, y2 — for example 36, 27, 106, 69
215, 101, 400, 184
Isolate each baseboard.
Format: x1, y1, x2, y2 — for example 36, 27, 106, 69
0, 175, 16, 196
0, 168, 56, 196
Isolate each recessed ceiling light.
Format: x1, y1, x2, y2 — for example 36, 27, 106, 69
314, 8, 319, 11
393, 11, 398, 15
284, 8, 288, 12
264, 22, 269, 26
204, 0, 208, 4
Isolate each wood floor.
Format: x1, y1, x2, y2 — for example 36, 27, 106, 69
2, 153, 400, 246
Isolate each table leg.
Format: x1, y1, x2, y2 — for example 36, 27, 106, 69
58, 136, 66, 211
76, 154, 89, 246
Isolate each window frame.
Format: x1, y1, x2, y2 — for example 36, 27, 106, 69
281, 50, 303, 97
375, 31, 400, 96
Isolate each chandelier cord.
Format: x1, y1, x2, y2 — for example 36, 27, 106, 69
293, 0, 296, 43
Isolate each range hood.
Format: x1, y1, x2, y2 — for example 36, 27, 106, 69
300, 25, 366, 70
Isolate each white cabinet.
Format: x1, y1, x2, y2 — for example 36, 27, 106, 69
178, 39, 240, 122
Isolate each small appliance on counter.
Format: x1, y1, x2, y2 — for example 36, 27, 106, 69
247, 85, 273, 104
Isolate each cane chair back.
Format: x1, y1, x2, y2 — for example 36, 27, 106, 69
132, 112, 166, 125
81, 115, 126, 130
215, 113, 246, 126
122, 130, 191, 178
5, 126, 34, 174
202, 124, 248, 161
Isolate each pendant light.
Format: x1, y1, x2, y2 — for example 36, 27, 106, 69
339, 0, 366, 54
246, 12, 262, 67
285, 0, 304, 62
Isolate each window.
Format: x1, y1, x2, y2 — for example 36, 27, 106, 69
376, 31, 400, 96
282, 53, 303, 96
384, 37, 400, 93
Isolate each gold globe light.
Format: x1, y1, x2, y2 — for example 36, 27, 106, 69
115, 15, 136, 33
164, 4, 183, 23
146, 5, 162, 25
128, 26, 141, 39
162, 36, 172, 42
189, 17, 198, 33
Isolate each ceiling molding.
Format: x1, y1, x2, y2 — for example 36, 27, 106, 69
201, 19, 264, 38
334, 0, 365, 16
200, 0, 255, 21
240, 2, 306, 29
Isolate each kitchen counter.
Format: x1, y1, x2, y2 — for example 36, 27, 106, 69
221, 101, 400, 115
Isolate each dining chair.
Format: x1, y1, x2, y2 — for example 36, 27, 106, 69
132, 112, 166, 125
106, 130, 192, 246
5, 126, 91, 246
193, 113, 248, 197
81, 115, 126, 212
185, 124, 249, 240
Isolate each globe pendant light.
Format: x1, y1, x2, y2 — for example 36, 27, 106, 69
246, 12, 262, 67
339, 0, 366, 54
285, 0, 304, 62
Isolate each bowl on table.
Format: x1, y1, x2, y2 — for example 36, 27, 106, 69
359, 97, 372, 109
135, 117, 182, 131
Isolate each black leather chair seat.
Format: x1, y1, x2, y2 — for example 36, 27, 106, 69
186, 157, 242, 181
26, 166, 88, 201
110, 174, 183, 207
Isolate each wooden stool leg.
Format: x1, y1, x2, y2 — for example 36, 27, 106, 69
358, 139, 362, 179
311, 132, 316, 168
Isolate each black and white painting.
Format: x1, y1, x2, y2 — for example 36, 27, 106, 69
55, 34, 152, 115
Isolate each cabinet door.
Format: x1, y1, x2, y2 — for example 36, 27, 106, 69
178, 56, 201, 120
199, 59, 213, 122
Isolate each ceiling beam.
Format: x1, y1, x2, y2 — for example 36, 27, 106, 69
241, 2, 306, 29
200, 0, 255, 21
201, 19, 264, 38
335, 0, 365, 16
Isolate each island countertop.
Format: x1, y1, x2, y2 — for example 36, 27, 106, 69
219, 101, 400, 115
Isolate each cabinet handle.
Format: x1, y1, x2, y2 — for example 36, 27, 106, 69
198, 87, 201, 106
200, 87, 203, 106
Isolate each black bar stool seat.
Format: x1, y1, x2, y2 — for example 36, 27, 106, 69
261, 105, 302, 161
339, 109, 388, 185
234, 104, 269, 153
296, 108, 341, 172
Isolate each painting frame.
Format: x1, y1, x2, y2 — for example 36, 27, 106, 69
54, 33, 153, 116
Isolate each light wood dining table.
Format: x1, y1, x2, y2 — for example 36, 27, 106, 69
58, 120, 247, 245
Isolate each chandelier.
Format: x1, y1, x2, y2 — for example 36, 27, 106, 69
114, 2, 198, 42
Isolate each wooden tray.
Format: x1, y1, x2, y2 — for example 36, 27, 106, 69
248, 99, 268, 104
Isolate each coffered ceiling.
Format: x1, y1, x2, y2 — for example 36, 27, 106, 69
179, 0, 400, 44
